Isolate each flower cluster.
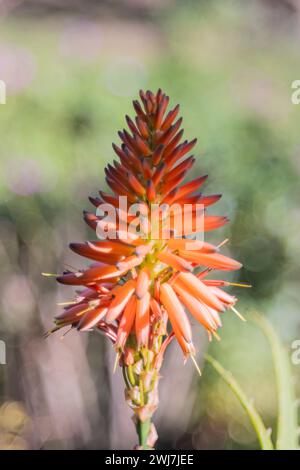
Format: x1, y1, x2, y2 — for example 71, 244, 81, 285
48, 89, 245, 448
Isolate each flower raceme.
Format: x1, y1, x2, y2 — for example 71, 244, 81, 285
47, 89, 246, 447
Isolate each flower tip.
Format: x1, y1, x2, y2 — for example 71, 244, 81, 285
227, 281, 252, 288
234, 260, 243, 270
57, 273, 81, 284
88, 196, 100, 207
212, 330, 221, 341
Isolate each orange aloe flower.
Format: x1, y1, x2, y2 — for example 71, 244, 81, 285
47, 89, 247, 449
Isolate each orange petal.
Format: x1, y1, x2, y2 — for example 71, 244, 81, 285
106, 176, 137, 202
125, 114, 140, 136
115, 296, 136, 349
69, 243, 121, 264
203, 216, 229, 231
133, 99, 147, 120
170, 214, 228, 235
160, 170, 188, 196
179, 251, 242, 271
173, 283, 217, 331
134, 133, 152, 156
99, 190, 120, 207
136, 116, 149, 139
116, 255, 143, 272
149, 297, 163, 320
177, 273, 225, 312
146, 180, 156, 202
80, 265, 124, 283
165, 139, 197, 169
160, 283, 193, 345
105, 164, 131, 190
197, 194, 222, 207
135, 292, 150, 347
55, 302, 89, 323
155, 98, 168, 129
164, 129, 184, 158
152, 162, 167, 186
89, 196, 102, 208
208, 286, 236, 305
136, 268, 150, 299
166, 155, 195, 181
161, 104, 180, 131
152, 144, 165, 166
83, 211, 98, 230
127, 172, 146, 196
157, 117, 182, 146
86, 241, 134, 256
157, 251, 193, 273
77, 307, 107, 331
167, 238, 217, 253
142, 158, 152, 179
163, 175, 208, 204
106, 280, 136, 323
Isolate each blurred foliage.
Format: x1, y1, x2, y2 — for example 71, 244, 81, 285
206, 314, 299, 450
0, 0, 299, 450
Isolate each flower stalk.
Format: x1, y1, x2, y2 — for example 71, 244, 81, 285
136, 418, 151, 449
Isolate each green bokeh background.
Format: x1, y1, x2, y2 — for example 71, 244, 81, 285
0, 0, 299, 449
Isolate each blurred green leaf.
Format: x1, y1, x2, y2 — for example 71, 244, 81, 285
252, 313, 299, 450
205, 354, 274, 450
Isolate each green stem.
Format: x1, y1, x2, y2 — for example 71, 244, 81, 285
122, 366, 130, 389
205, 354, 274, 450
127, 364, 136, 386
136, 418, 151, 449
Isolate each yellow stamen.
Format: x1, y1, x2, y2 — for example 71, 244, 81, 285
212, 330, 221, 341
228, 282, 252, 288
75, 307, 93, 317
217, 238, 229, 249
190, 354, 202, 376
231, 305, 246, 322
60, 327, 73, 339
113, 351, 121, 374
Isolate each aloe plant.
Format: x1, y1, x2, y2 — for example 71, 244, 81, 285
206, 313, 299, 450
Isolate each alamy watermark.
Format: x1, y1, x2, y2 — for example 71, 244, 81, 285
95, 196, 205, 249
291, 339, 300, 365
291, 80, 300, 104
0, 340, 6, 365
0, 80, 6, 104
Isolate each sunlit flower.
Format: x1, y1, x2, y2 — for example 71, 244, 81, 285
47, 89, 246, 448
